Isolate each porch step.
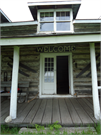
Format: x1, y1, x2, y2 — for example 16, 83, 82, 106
19, 127, 97, 134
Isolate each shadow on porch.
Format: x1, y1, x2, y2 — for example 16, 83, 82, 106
1, 98, 100, 127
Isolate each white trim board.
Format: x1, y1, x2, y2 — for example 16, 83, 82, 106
39, 53, 74, 98
40, 95, 92, 98
28, 1, 81, 6
73, 19, 101, 24
0, 34, 101, 46
98, 86, 101, 89
0, 21, 38, 27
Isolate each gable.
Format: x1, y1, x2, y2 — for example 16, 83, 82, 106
0, 9, 11, 23
0, 0, 34, 22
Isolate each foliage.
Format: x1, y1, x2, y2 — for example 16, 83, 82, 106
95, 122, 101, 134
48, 121, 62, 130
1, 122, 101, 135
35, 124, 45, 131
1, 124, 20, 134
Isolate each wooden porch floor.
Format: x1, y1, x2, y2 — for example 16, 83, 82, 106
1, 98, 99, 127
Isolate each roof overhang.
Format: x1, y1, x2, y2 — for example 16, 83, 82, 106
73, 19, 101, 24
28, 0, 81, 6
0, 9, 11, 23
0, 21, 38, 27
0, 33, 101, 46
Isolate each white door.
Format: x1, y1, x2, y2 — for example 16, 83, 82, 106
42, 55, 56, 94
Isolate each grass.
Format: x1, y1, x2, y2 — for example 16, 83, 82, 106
1, 125, 20, 134
0, 122, 101, 135
95, 122, 101, 134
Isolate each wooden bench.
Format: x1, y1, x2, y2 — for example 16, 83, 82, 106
0, 81, 29, 102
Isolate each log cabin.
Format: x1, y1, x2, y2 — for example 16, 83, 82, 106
0, 0, 101, 123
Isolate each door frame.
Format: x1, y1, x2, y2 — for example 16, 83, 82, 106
39, 53, 74, 98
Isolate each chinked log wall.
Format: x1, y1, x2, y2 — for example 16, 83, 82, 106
73, 44, 100, 94
1, 43, 100, 94
1, 46, 40, 93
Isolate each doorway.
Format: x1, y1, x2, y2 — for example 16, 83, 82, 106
57, 56, 69, 94
40, 53, 74, 97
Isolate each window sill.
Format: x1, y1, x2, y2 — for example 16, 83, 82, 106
37, 31, 74, 34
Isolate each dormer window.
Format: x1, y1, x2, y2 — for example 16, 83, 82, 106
38, 9, 73, 33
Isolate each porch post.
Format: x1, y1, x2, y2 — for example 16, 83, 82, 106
10, 46, 19, 119
90, 43, 100, 120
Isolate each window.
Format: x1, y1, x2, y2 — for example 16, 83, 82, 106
38, 9, 73, 32
44, 58, 54, 83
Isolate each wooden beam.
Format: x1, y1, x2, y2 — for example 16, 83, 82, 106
10, 46, 19, 119
9, 57, 37, 73
7, 63, 29, 77
90, 43, 100, 120
76, 54, 100, 78
0, 34, 101, 46
86, 62, 100, 77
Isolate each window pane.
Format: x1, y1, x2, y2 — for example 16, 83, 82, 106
56, 22, 70, 31
66, 12, 70, 20
61, 12, 65, 20
48, 58, 50, 62
40, 23, 54, 31
56, 12, 70, 20
44, 57, 54, 83
40, 12, 54, 21
45, 58, 47, 62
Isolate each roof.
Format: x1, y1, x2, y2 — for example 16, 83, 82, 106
28, 0, 81, 6
0, 9, 11, 23
0, 0, 34, 22
0, 0, 101, 22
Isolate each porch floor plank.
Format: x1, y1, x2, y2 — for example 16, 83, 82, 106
1, 105, 9, 117
82, 98, 93, 110
23, 99, 38, 123
86, 97, 93, 104
42, 99, 52, 125
1, 99, 10, 110
52, 99, 61, 124
59, 99, 73, 126
32, 99, 47, 124
1, 109, 9, 123
1, 101, 23, 123
70, 98, 93, 124
77, 98, 98, 123
1, 98, 99, 126
1, 100, 10, 116
16, 102, 29, 115
65, 98, 82, 125
12, 101, 35, 123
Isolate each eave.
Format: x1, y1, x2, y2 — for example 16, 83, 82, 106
73, 19, 101, 24
0, 21, 38, 27
28, 0, 81, 6
0, 33, 101, 46
0, 9, 11, 23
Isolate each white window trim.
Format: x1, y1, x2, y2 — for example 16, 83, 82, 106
37, 8, 73, 33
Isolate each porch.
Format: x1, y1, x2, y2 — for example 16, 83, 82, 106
1, 97, 100, 127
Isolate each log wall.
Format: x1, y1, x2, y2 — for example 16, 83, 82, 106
74, 23, 101, 33
1, 46, 40, 92
73, 44, 100, 94
1, 43, 100, 94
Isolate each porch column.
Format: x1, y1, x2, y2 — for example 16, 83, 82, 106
90, 43, 100, 120
10, 46, 19, 119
